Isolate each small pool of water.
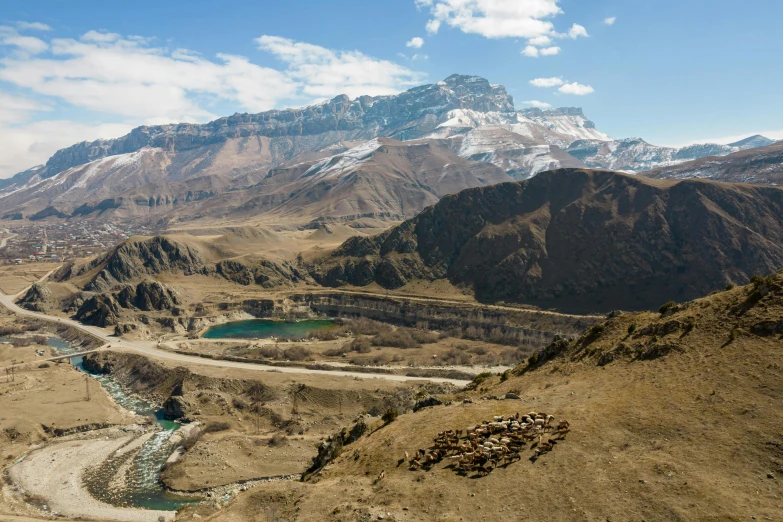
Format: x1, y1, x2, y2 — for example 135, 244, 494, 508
203, 318, 338, 339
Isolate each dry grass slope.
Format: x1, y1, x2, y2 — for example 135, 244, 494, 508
197, 273, 783, 521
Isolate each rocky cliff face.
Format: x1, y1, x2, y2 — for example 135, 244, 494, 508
311, 169, 783, 313
30, 74, 515, 182
115, 280, 182, 312
18, 282, 52, 312
84, 236, 206, 292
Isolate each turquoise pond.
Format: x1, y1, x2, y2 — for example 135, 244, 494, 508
202, 318, 338, 339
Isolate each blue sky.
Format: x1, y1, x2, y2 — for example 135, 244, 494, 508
1, 0, 781, 178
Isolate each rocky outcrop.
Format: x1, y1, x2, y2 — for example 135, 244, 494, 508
84, 236, 205, 291
213, 259, 310, 288
75, 294, 122, 327
17, 282, 52, 312
115, 280, 181, 311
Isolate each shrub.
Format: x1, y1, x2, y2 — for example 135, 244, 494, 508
346, 338, 372, 353
232, 397, 248, 410
725, 283, 735, 291
38, 363, 51, 369
584, 324, 605, 343
372, 330, 419, 349
472, 371, 493, 386
411, 330, 438, 345
627, 323, 636, 335
268, 432, 288, 447
0, 326, 24, 336
283, 346, 312, 361
500, 369, 510, 382
441, 349, 472, 365
204, 421, 231, 433
381, 407, 399, 424
659, 301, 677, 315
258, 345, 282, 359
322, 347, 346, 357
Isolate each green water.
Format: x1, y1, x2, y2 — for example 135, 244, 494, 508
203, 318, 337, 339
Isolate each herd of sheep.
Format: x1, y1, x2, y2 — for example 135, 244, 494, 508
406, 412, 570, 476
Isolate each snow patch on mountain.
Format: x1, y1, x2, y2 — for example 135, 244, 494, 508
302, 139, 382, 180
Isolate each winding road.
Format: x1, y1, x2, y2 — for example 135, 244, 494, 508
0, 282, 470, 386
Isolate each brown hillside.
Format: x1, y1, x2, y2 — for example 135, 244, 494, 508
311, 169, 783, 313
194, 273, 783, 521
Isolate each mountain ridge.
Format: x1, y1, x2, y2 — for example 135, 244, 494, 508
310, 168, 783, 312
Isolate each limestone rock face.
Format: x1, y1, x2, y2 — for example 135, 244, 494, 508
75, 294, 122, 327
18, 282, 52, 312
84, 236, 205, 292
116, 280, 181, 311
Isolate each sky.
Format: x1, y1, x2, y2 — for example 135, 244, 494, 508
1, 0, 782, 178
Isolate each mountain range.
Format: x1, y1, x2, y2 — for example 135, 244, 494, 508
0, 74, 778, 226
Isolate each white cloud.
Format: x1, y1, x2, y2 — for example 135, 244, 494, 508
406, 37, 424, 48
412, 53, 429, 61
558, 82, 594, 95
604, 17, 616, 26
522, 45, 540, 57
256, 35, 424, 98
0, 120, 132, 178
0, 30, 425, 178
0, 93, 51, 124
539, 46, 560, 56
567, 23, 589, 39
3, 35, 48, 55
530, 77, 564, 87
15, 22, 52, 31
523, 100, 552, 108
528, 35, 552, 46
425, 19, 441, 34
418, 0, 565, 39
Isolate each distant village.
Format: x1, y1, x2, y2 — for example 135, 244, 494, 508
0, 222, 154, 265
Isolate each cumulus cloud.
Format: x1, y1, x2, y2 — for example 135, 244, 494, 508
522, 45, 559, 58
558, 82, 594, 95
0, 29, 424, 178
406, 36, 424, 48
567, 24, 589, 39
530, 77, 564, 87
417, 0, 564, 39
604, 17, 616, 26
417, 0, 588, 57
523, 100, 552, 108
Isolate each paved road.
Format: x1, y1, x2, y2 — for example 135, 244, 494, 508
0, 232, 16, 251
0, 291, 470, 386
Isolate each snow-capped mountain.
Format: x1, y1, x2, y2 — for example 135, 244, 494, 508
0, 74, 777, 225
644, 140, 783, 185
566, 135, 776, 173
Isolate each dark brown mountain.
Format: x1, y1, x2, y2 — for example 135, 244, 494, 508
644, 141, 783, 184
310, 169, 783, 313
